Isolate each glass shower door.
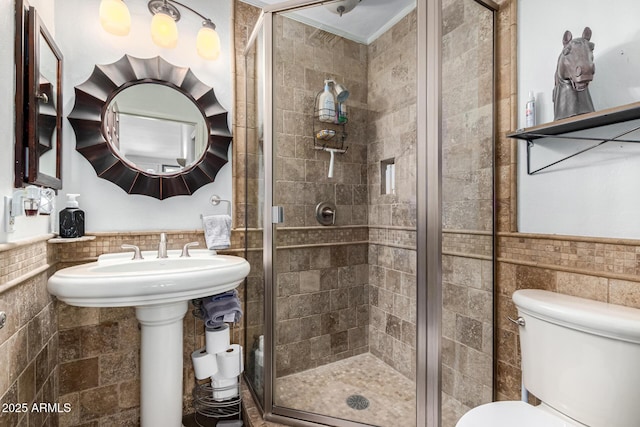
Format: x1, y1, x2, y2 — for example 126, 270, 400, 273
268, 2, 418, 426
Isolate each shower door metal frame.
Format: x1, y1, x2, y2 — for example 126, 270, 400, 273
417, 0, 442, 426
253, 0, 441, 426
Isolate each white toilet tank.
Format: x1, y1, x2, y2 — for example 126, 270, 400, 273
513, 289, 640, 427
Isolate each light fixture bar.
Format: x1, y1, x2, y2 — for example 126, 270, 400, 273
101, 0, 221, 60
146, 0, 220, 59
148, 0, 181, 21
165, 0, 210, 22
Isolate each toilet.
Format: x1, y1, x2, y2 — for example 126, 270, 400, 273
457, 289, 640, 427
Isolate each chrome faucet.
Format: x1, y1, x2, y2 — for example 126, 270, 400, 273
157, 233, 168, 258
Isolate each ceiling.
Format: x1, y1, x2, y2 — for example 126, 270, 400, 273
241, 0, 416, 44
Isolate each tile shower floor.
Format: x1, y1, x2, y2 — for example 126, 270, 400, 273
274, 353, 416, 426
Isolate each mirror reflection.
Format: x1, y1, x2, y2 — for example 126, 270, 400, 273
103, 83, 208, 175
37, 27, 60, 180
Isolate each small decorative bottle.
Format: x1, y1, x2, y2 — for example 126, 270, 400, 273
525, 91, 536, 128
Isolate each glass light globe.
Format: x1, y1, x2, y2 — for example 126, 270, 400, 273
99, 0, 131, 36
151, 11, 178, 49
197, 25, 221, 60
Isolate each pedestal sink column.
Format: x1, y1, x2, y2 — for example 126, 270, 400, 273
136, 301, 189, 427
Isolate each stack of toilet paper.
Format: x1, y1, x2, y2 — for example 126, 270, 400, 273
191, 323, 244, 401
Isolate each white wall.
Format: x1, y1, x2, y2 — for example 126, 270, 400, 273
58, 0, 233, 232
518, 0, 640, 238
1, 0, 234, 242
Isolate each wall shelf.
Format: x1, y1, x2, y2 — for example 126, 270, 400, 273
49, 235, 96, 243
508, 101, 640, 174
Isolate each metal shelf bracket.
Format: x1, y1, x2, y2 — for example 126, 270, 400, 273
524, 124, 640, 175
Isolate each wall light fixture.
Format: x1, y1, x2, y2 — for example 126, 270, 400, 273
99, 0, 221, 60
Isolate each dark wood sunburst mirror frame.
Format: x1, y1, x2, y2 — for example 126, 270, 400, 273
68, 55, 232, 200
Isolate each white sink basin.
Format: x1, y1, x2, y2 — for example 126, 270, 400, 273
47, 248, 250, 427
47, 249, 250, 307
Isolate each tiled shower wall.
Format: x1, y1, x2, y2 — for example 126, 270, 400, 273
366, 10, 418, 379
271, 13, 371, 376
272, 14, 369, 228
234, 0, 263, 231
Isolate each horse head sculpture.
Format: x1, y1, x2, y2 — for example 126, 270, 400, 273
553, 27, 596, 120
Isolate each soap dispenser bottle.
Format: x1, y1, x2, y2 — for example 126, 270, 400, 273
59, 194, 85, 238
318, 80, 336, 123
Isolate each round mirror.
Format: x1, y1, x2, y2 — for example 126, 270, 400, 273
69, 55, 232, 200
104, 83, 208, 175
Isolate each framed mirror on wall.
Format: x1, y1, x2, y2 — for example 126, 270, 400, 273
68, 55, 233, 200
14, 0, 63, 190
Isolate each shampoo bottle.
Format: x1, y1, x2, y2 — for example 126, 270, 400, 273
59, 194, 85, 238
337, 102, 347, 124
318, 81, 336, 123
525, 91, 536, 128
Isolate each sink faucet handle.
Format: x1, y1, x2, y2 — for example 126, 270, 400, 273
180, 242, 200, 258
121, 244, 143, 260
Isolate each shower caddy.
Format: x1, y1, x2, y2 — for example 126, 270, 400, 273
313, 89, 348, 153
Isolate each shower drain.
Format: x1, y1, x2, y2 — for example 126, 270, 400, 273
346, 394, 370, 410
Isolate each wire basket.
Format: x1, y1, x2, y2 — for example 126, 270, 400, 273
193, 380, 242, 419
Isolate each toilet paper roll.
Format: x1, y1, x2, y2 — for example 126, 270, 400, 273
205, 324, 230, 355
211, 374, 239, 401
215, 344, 244, 378
191, 348, 218, 380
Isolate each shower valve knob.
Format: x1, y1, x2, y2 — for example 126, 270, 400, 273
315, 202, 336, 226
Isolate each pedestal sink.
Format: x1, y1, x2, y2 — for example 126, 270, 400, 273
47, 249, 250, 427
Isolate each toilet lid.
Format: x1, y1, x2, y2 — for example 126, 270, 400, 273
456, 401, 570, 427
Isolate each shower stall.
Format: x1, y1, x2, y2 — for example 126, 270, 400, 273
237, 0, 497, 426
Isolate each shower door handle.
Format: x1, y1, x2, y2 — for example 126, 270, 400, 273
272, 206, 284, 224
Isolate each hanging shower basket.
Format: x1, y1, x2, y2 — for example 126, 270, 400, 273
313, 90, 348, 151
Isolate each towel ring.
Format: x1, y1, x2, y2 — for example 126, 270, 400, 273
200, 195, 231, 217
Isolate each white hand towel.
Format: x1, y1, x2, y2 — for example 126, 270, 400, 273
202, 214, 232, 250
